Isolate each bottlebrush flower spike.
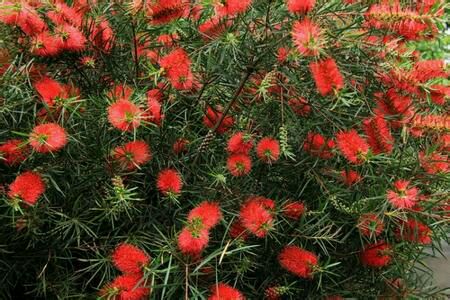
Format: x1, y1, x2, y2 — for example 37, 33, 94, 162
227, 132, 253, 155
30, 32, 61, 57
278, 245, 318, 279
156, 169, 183, 197
112, 243, 151, 274
188, 201, 222, 230
336, 129, 370, 164
199, 17, 231, 41
54, 24, 86, 52
239, 196, 275, 238
8, 171, 45, 206
411, 60, 447, 84
360, 241, 392, 268
395, 219, 432, 245
100, 273, 150, 300
15, 5, 47, 36
173, 138, 189, 154
282, 201, 305, 220
145, 99, 164, 126
291, 18, 323, 57
229, 220, 249, 240
146, 0, 189, 25
419, 151, 449, 175
256, 137, 280, 163
357, 213, 384, 237
209, 283, 245, 300
286, 0, 316, 14
227, 154, 252, 177
265, 285, 286, 300
340, 170, 361, 186
386, 180, 419, 209
374, 89, 414, 129
89, 17, 114, 53
0, 139, 29, 166
215, 0, 253, 17
429, 84, 450, 106
47, 2, 83, 28
203, 106, 234, 134
177, 226, 209, 256
309, 58, 344, 96
159, 48, 194, 90
112, 140, 151, 170
362, 115, 394, 155
288, 97, 311, 117
29, 123, 68, 153
33, 76, 67, 107
107, 99, 143, 132
303, 132, 335, 159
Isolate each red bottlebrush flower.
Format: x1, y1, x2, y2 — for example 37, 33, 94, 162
336, 130, 370, 164
147, 88, 164, 103
340, 169, 361, 186
309, 58, 344, 96
363, 115, 394, 155
178, 227, 209, 256
429, 84, 450, 106
239, 196, 275, 238
303, 132, 335, 159
112, 141, 151, 170
215, 0, 252, 16
146, 0, 189, 25
30, 32, 61, 57
54, 24, 86, 52
108, 85, 134, 101
0, 139, 29, 166
29, 123, 68, 153
33, 76, 67, 107
256, 137, 280, 163
360, 241, 392, 268
282, 201, 305, 220
227, 154, 252, 177
374, 89, 414, 129
411, 60, 447, 84
410, 114, 450, 136
357, 213, 384, 237
291, 18, 322, 57
278, 245, 318, 279
386, 180, 419, 209
173, 138, 189, 154
286, 0, 316, 14
229, 220, 249, 240
288, 97, 311, 117
100, 273, 150, 300
277, 47, 289, 63
227, 132, 253, 155
156, 33, 179, 47
8, 171, 45, 205
203, 106, 234, 134
264, 286, 284, 300
159, 48, 194, 90
15, 5, 47, 36
145, 99, 164, 126
396, 219, 432, 245
419, 151, 449, 175
188, 201, 222, 230
112, 243, 151, 274
89, 18, 114, 53
47, 2, 83, 28
209, 283, 245, 300
107, 100, 143, 132
156, 169, 183, 196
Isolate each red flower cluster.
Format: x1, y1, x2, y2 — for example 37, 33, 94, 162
239, 196, 275, 238
282, 201, 305, 220
215, 0, 253, 17
112, 141, 151, 170
100, 273, 150, 300
107, 100, 143, 132
363, 115, 394, 155
303, 132, 335, 159
112, 243, 151, 274
178, 202, 222, 256
159, 48, 194, 90
286, 0, 316, 14
278, 245, 318, 278
8, 171, 45, 206
208, 282, 245, 300
386, 180, 419, 209
29, 123, 68, 153
396, 219, 432, 245
256, 137, 280, 163
203, 106, 235, 134
419, 151, 449, 175
336, 130, 370, 164
0, 139, 29, 166
146, 0, 189, 25
309, 58, 344, 96
360, 241, 392, 268
226, 132, 254, 176
156, 169, 183, 197
291, 18, 322, 56
339, 169, 362, 186
227, 154, 252, 177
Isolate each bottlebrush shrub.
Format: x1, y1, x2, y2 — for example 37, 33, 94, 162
0, 0, 448, 299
